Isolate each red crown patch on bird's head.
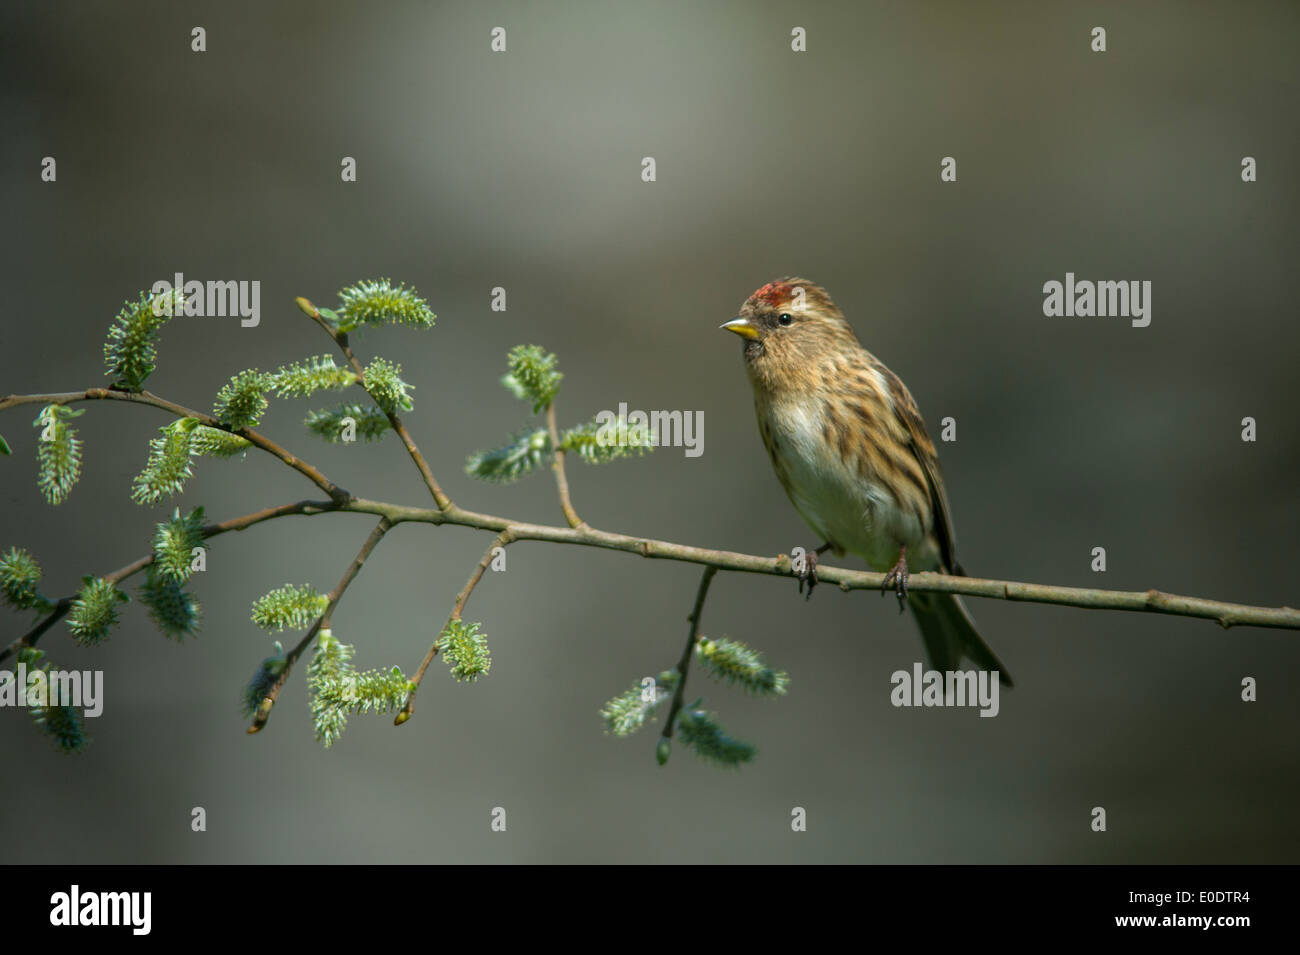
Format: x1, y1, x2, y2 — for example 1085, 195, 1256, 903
745, 277, 833, 316
749, 281, 796, 308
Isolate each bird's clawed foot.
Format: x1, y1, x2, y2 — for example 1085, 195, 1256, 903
797, 549, 818, 600
796, 542, 834, 601
881, 545, 908, 614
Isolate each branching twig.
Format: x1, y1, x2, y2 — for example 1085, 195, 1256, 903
295, 297, 452, 509
0, 552, 154, 664
247, 515, 393, 732
397, 528, 515, 724
662, 566, 717, 743
0, 389, 350, 502
546, 403, 583, 528
0, 498, 340, 666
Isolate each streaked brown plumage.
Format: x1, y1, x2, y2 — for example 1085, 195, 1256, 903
723, 278, 1012, 685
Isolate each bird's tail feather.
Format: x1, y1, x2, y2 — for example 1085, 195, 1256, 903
907, 591, 1013, 688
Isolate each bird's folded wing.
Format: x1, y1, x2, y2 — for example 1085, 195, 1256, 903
879, 364, 963, 576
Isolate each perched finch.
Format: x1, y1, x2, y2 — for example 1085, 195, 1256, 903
722, 278, 1012, 686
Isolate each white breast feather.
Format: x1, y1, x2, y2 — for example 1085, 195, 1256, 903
765, 396, 927, 570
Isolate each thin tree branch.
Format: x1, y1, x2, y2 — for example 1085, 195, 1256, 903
247, 515, 393, 733
5, 386, 1297, 661
0, 553, 154, 665
2, 598, 73, 662
201, 498, 340, 536
546, 402, 584, 528
337, 498, 1299, 631
295, 297, 452, 509
0, 388, 350, 502
662, 566, 717, 744
0, 498, 341, 665
397, 528, 514, 724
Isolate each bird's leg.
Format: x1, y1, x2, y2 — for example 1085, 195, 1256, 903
797, 542, 834, 600
881, 544, 908, 613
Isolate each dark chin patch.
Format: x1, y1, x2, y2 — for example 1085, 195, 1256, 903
743, 339, 763, 361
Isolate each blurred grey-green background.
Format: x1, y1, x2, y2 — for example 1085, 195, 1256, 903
1, 0, 1297, 863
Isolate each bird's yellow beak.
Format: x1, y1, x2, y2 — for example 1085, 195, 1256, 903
720, 317, 759, 340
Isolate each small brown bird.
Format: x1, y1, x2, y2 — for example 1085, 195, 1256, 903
722, 278, 1012, 685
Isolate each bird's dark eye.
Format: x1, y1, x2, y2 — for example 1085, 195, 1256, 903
778, 313, 793, 326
